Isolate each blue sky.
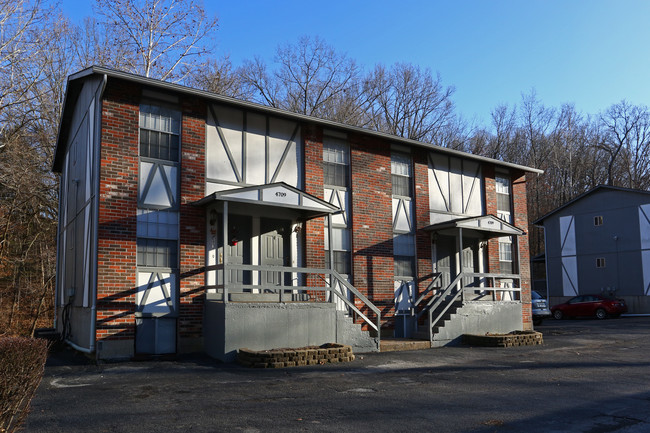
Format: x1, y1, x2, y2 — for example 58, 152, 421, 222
60, 0, 650, 125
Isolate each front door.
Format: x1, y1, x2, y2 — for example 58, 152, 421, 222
261, 219, 289, 286
221, 215, 251, 286
435, 235, 456, 290
461, 239, 480, 288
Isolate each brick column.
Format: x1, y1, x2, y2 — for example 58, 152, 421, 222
513, 171, 532, 330
413, 148, 432, 293
302, 125, 325, 294
178, 98, 207, 350
96, 80, 140, 344
349, 134, 393, 329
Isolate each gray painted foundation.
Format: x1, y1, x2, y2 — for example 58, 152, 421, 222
432, 301, 523, 347
203, 295, 378, 362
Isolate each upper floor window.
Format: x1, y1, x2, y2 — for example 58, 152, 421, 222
323, 136, 349, 188
139, 103, 181, 162
495, 175, 511, 213
594, 216, 603, 226
391, 152, 412, 197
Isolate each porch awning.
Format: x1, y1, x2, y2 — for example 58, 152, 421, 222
422, 214, 524, 238
193, 182, 340, 220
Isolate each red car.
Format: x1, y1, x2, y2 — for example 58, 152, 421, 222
551, 294, 627, 320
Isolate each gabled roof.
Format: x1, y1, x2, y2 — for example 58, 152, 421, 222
53, 66, 544, 175
533, 185, 650, 225
194, 182, 339, 220
423, 214, 525, 237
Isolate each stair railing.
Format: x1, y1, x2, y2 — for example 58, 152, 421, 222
425, 272, 465, 342
414, 272, 443, 321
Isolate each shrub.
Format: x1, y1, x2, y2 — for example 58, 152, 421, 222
0, 337, 48, 433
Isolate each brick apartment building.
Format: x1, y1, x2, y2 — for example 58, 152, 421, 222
53, 67, 541, 361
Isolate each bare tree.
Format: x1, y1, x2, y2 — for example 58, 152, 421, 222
93, 0, 218, 82
240, 36, 362, 122
188, 56, 253, 100
599, 101, 650, 189
0, 0, 52, 146
365, 63, 455, 143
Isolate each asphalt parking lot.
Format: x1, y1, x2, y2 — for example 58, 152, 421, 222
24, 317, 650, 433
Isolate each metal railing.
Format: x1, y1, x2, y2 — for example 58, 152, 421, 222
418, 272, 523, 343
205, 263, 381, 336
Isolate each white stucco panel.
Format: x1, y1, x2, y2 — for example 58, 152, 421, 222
561, 256, 578, 296
559, 215, 576, 256
137, 271, 176, 315
245, 112, 267, 185
639, 204, 650, 250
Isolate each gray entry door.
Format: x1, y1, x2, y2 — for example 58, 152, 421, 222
436, 235, 456, 290
461, 239, 479, 288
220, 215, 251, 286
260, 219, 289, 286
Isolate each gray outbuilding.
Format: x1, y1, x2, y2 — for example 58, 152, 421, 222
534, 185, 650, 313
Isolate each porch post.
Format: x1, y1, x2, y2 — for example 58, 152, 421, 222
223, 201, 229, 303
458, 227, 464, 300
327, 213, 334, 302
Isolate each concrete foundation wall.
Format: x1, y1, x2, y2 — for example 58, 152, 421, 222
433, 301, 523, 347
204, 298, 378, 362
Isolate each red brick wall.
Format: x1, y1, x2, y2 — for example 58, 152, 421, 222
349, 133, 394, 327
413, 148, 432, 289
302, 125, 325, 294
96, 80, 140, 342
484, 165, 532, 330
178, 98, 206, 343
513, 171, 532, 329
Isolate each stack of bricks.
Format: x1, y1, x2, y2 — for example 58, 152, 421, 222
462, 331, 543, 347
238, 343, 355, 368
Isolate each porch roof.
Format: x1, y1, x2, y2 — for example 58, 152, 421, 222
423, 214, 525, 238
193, 182, 340, 220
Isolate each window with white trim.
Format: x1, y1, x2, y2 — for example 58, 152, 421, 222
394, 233, 415, 277
323, 135, 351, 276
324, 227, 351, 275
391, 152, 412, 197
496, 174, 514, 273
323, 136, 349, 188
139, 104, 181, 162
137, 102, 180, 273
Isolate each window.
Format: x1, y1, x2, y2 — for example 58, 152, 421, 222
137, 209, 179, 239
324, 227, 351, 275
394, 233, 415, 277
499, 239, 513, 262
139, 104, 181, 161
391, 153, 412, 197
137, 238, 178, 268
496, 175, 511, 212
597, 258, 606, 268
323, 136, 349, 187
325, 251, 351, 275
594, 216, 603, 226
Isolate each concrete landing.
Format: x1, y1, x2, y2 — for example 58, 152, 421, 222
380, 338, 431, 352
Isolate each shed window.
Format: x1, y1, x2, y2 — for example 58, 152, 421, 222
594, 216, 603, 226
596, 258, 606, 268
